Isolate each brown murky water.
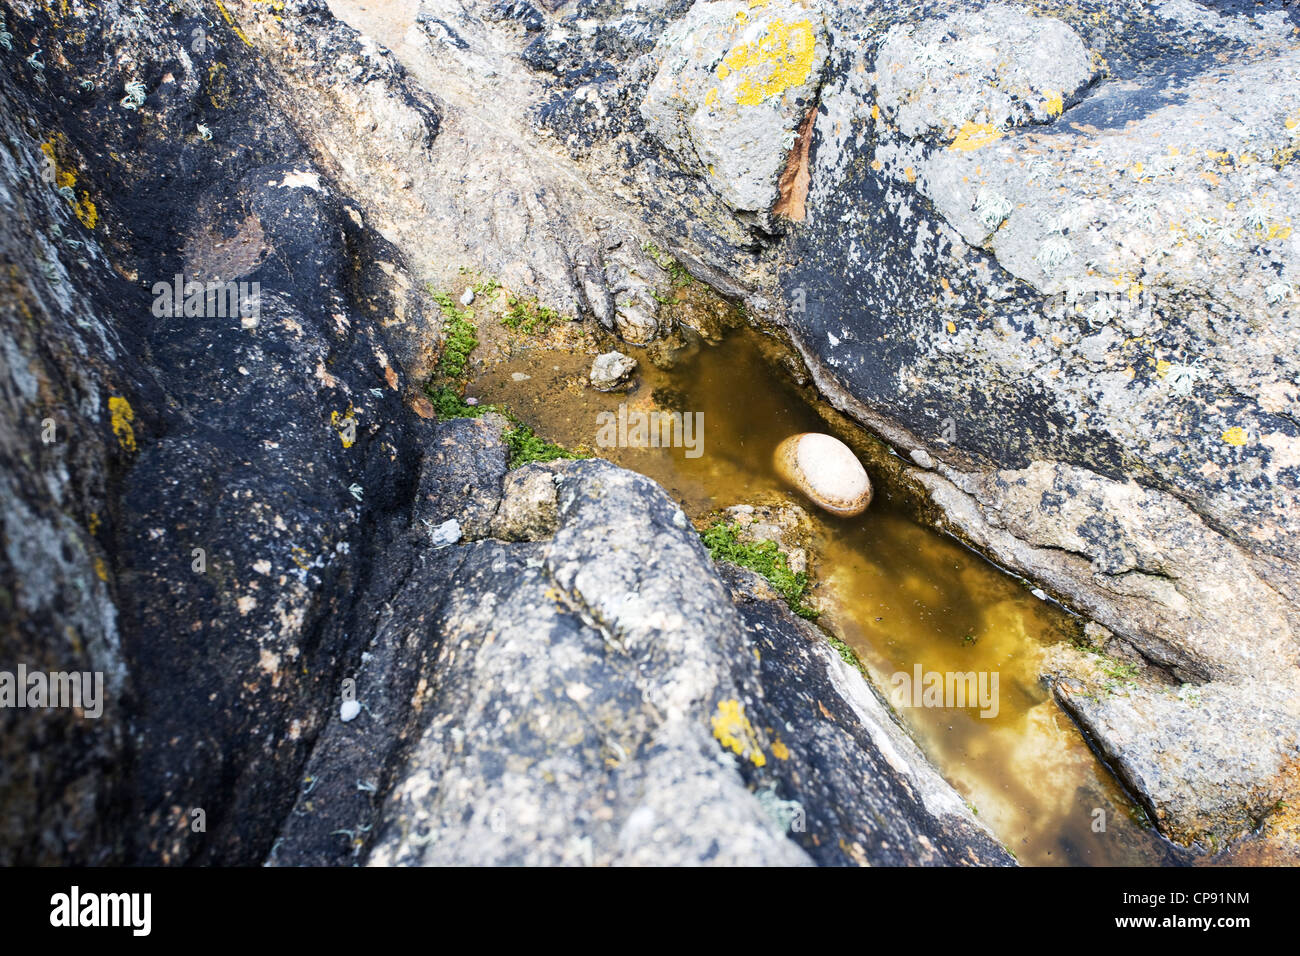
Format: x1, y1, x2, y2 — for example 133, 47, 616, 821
472, 324, 1187, 866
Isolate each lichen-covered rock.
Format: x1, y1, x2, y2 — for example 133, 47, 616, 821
489, 462, 561, 541
272, 457, 1011, 866
1052, 673, 1300, 849
770, 0, 1300, 848
641, 0, 829, 222
8, 0, 1300, 866
0, 0, 449, 863
874, 6, 1099, 142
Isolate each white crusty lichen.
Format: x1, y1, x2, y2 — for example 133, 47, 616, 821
1124, 193, 1159, 228
1162, 361, 1209, 397
1265, 282, 1291, 305
974, 188, 1013, 231
1187, 214, 1237, 249
1036, 234, 1073, 275
1242, 202, 1271, 233
1084, 295, 1116, 326
120, 80, 146, 110
755, 785, 805, 834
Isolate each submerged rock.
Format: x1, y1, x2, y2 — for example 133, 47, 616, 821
589, 350, 638, 391
774, 433, 873, 517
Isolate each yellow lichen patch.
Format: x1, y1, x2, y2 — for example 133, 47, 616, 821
73, 193, 98, 229
94, 556, 109, 582
214, 0, 254, 48
904, 166, 916, 183
207, 62, 231, 110
704, 86, 719, 107
771, 738, 790, 761
40, 0, 69, 24
948, 122, 1004, 152
108, 396, 137, 452
711, 698, 766, 767
1156, 359, 1171, 378
719, 17, 817, 107
946, 320, 957, 334
88, 512, 101, 536
42, 136, 98, 230
1044, 90, 1064, 118
330, 404, 356, 448
1221, 426, 1249, 447
41, 139, 76, 191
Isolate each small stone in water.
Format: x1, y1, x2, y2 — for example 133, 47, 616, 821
910, 448, 934, 469
590, 351, 638, 391
340, 699, 361, 722
512, 372, 531, 382
774, 433, 873, 517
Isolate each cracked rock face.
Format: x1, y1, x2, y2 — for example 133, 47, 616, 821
1051, 675, 1298, 848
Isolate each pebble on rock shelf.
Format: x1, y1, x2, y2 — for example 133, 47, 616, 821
774, 433, 873, 517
